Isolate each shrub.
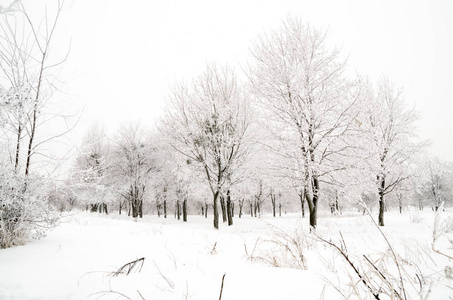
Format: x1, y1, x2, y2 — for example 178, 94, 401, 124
0, 171, 58, 248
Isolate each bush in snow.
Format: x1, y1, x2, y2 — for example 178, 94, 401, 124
0, 170, 58, 249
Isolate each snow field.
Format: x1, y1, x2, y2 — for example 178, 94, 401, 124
0, 210, 452, 299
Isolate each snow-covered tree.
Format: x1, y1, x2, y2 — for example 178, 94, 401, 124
360, 77, 419, 225
72, 124, 112, 213
112, 123, 155, 218
249, 16, 358, 229
161, 63, 250, 229
419, 156, 453, 210
0, 1, 68, 248
0, 1, 70, 176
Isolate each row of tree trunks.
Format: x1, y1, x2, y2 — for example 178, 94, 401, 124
155, 200, 167, 218
88, 203, 108, 214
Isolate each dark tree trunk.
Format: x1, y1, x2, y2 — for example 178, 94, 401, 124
257, 201, 261, 218
254, 201, 258, 217
139, 199, 143, 218
250, 202, 253, 217
128, 200, 131, 217
119, 202, 122, 215
307, 177, 319, 230
164, 199, 167, 218
299, 191, 305, 218
231, 202, 234, 217
183, 199, 187, 222
271, 191, 276, 217
226, 190, 233, 226
103, 203, 108, 214
177, 200, 181, 220
201, 204, 204, 216
279, 203, 281, 217
205, 203, 208, 218
14, 124, 22, 172
239, 200, 243, 218
213, 191, 220, 229
335, 191, 340, 215
378, 175, 385, 226
220, 195, 227, 223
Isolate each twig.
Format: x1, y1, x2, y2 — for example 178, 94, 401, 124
153, 260, 175, 289
89, 290, 132, 300
360, 199, 407, 300
218, 273, 226, 300
317, 234, 380, 300
137, 290, 145, 300
111, 257, 145, 277
210, 242, 217, 255
363, 255, 402, 299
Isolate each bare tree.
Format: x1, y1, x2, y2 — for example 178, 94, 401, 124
0, 1, 70, 176
361, 77, 419, 226
420, 156, 452, 211
161, 63, 250, 229
72, 123, 111, 213
113, 123, 154, 218
0, 1, 68, 248
249, 16, 358, 229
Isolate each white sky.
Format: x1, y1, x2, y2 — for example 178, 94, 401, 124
19, 0, 453, 164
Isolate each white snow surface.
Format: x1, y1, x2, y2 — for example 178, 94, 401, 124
0, 210, 452, 299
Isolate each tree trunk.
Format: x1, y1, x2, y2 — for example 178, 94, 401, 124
335, 191, 340, 215
226, 190, 233, 226
250, 202, 253, 217
220, 195, 227, 223
213, 191, 220, 229
239, 201, 243, 218
128, 200, 131, 216
299, 191, 305, 218
271, 192, 276, 217
14, 124, 22, 172
397, 193, 403, 214
378, 175, 385, 226
306, 177, 319, 230
257, 200, 261, 218
164, 199, 167, 218
177, 200, 181, 220
205, 202, 208, 218
201, 204, 204, 216
254, 201, 258, 217
279, 203, 281, 217
183, 199, 187, 222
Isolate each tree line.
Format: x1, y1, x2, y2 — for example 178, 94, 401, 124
67, 16, 452, 230
1, 2, 452, 251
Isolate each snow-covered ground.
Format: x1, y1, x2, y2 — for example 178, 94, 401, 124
0, 210, 452, 299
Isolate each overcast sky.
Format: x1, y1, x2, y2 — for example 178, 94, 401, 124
21, 0, 453, 164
